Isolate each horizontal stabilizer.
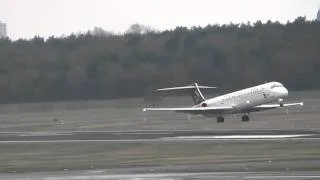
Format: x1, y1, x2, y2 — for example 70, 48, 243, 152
157, 83, 216, 105
157, 85, 216, 91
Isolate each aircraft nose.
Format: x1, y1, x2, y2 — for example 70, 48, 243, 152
278, 87, 288, 97
272, 86, 288, 97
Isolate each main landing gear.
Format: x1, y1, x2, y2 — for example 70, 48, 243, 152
217, 116, 224, 123
241, 114, 250, 122
216, 114, 250, 123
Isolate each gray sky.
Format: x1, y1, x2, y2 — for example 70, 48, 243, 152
0, 0, 319, 40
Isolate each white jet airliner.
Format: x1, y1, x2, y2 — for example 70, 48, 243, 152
143, 82, 303, 123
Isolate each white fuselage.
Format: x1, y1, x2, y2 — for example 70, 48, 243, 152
196, 82, 288, 112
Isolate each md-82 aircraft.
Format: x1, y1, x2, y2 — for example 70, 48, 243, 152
143, 82, 303, 123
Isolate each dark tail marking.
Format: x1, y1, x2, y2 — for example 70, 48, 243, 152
190, 83, 206, 105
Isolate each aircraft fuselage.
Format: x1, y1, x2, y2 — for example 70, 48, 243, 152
196, 82, 288, 112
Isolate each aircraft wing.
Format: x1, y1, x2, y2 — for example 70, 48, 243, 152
143, 106, 234, 115
143, 102, 303, 114
247, 102, 304, 112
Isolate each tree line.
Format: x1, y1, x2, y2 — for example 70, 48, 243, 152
0, 17, 319, 103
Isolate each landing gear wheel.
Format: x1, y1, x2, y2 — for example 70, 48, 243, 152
217, 116, 224, 123
241, 115, 250, 122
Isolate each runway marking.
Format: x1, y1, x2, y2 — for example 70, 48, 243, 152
19, 132, 73, 137
0, 139, 160, 143
0, 137, 319, 144
162, 134, 313, 140
244, 175, 320, 179
4, 172, 320, 180
113, 132, 172, 135
0, 128, 317, 133
12, 172, 250, 180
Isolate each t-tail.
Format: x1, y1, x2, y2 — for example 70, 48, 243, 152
157, 83, 216, 105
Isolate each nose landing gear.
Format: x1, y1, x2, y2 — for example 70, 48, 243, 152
241, 114, 250, 122
217, 116, 224, 123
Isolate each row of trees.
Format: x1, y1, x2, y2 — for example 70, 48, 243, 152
0, 17, 319, 103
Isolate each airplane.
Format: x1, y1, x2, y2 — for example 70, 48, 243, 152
143, 82, 303, 123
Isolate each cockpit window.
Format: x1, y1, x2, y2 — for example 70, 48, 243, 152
270, 82, 283, 89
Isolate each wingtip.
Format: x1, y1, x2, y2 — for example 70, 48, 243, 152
142, 108, 147, 112
300, 102, 304, 106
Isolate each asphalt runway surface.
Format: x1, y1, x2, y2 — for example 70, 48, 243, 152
0, 129, 319, 142
0, 129, 319, 179
1, 171, 320, 180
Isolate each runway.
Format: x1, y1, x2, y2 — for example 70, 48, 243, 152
1, 171, 320, 180
1, 129, 319, 173
0, 129, 319, 143
0, 92, 318, 175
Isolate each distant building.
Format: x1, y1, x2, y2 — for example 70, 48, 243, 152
317, 8, 320, 21
0, 21, 7, 38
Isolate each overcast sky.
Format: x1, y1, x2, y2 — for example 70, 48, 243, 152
0, 0, 319, 40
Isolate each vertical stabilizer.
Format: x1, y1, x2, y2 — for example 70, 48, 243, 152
190, 83, 206, 105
